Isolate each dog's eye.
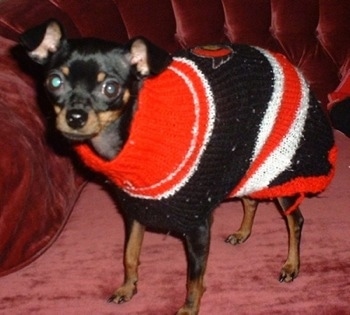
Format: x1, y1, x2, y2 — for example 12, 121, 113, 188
46, 73, 63, 91
102, 80, 122, 98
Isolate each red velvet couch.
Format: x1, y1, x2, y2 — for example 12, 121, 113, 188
0, 0, 350, 312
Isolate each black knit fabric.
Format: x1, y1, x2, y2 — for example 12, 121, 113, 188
106, 44, 335, 235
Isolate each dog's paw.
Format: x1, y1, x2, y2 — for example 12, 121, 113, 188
176, 307, 199, 315
225, 231, 250, 245
279, 263, 299, 283
107, 284, 137, 304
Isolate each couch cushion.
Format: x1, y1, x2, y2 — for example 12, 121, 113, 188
0, 36, 83, 276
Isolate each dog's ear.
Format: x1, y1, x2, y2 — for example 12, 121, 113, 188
20, 19, 65, 65
127, 37, 172, 77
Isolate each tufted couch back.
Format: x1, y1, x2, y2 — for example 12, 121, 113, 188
0, 0, 349, 106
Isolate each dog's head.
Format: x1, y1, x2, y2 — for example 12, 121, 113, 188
20, 19, 171, 159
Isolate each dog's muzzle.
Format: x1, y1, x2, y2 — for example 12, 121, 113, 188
66, 109, 88, 129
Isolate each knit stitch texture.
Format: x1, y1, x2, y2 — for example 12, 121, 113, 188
75, 44, 336, 234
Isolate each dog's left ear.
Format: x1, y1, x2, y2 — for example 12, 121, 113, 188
20, 19, 65, 65
127, 37, 172, 77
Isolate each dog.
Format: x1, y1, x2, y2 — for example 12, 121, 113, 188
20, 19, 336, 315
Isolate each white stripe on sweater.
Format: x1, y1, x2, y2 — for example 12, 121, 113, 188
236, 53, 310, 197
252, 48, 285, 160
126, 57, 216, 199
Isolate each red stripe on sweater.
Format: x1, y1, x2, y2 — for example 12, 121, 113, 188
75, 58, 214, 199
248, 145, 337, 214
229, 52, 303, 197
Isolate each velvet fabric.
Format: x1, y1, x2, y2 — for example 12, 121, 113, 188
1, 0, 349, 103
0, 0, 349, 304
0, 36, 83, 277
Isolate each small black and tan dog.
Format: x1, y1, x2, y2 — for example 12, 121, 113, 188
20, 20, 336, 315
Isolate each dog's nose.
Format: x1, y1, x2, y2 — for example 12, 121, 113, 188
66, 109, 88, 129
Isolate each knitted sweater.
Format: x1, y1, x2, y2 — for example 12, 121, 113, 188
75, 44, 336, 234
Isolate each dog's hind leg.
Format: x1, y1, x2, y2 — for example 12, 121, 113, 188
225, 197, 258, 245
108, 219, 145, 304
277, 196, 304, 283
177, 218, 211, 315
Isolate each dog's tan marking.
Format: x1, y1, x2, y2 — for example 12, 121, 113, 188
97, 72, 106, 83
61, 66, 69, 76
53, 104, 62, 115
56, 107, 100, 136
226, 197, 258, 245
123, 89, 131, 104
97, 110, 124, 130
226, 196, 303, 283
57, 87, 131, 137
55, 107, 69, 132
278, 200, 304, 282
93, 90, 130, 132
177, 277, 206, 315
110, 220, 145, 303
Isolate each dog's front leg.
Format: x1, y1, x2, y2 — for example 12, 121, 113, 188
277, 196, 304, 282
177, 219, 211, 315
108, 219, 145, 304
